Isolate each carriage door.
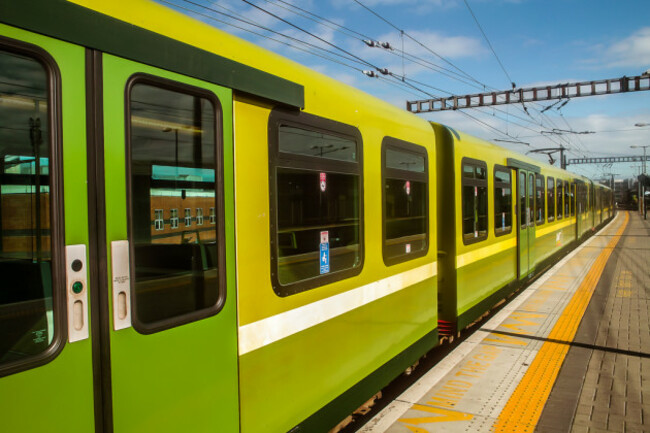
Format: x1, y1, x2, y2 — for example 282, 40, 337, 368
517, 170, 535, 278
0, 29, 96, 431
99, 54, 239, 432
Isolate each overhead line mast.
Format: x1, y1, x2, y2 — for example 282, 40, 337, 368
406, 74, 650, 113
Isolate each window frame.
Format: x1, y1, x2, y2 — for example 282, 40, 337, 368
125, 73, 227, 334
461, 157, 489, 245
0, 36, 66, 377
268, 109, 364, 297
381, 137, 429, 266
493, 164, 513, 237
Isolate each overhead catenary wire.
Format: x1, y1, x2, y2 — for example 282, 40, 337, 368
462, 0, 515, 88
172, 0, 368, 71
351, 0, 485, 87
166, 0, 578, 156
240, 0, 383, 72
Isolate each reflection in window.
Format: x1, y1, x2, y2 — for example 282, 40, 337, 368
382, 141, 427, 264
273, 122, 361, 292
494, 167, 512, 236
154, 209, 164, 230
129, 81, 220, 327
170, 208, 179, 229
0, 49, 54, 365
461, 160, 488, 242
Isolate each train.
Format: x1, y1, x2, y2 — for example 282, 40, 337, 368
0, 1, 613, 432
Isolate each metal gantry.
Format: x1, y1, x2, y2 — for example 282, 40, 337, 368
406, 74, 650, 113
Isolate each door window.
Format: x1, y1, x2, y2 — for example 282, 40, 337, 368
382, 138, 428, 264
461, 159, 488, 244
0, 47, 58, 366
127, 77, 223, 331
494, 166, 512, 236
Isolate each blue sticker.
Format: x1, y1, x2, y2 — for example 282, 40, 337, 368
320, 242, 330, 274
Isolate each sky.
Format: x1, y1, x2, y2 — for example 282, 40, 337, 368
158, 0, 650, 182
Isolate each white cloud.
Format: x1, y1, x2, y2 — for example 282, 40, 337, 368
600, 27, 650, 69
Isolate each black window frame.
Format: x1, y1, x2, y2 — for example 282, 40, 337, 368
0, 36, 66, 377
381, 137, 429, 266
461, 157, 488, 245
268, 109, 364, 297
535, 173, 545, 226
125, 73, 227, 334
493, 165, 513, 237
547, 177, 555, 222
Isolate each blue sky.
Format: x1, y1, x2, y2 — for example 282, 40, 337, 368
159, 0, 650, 181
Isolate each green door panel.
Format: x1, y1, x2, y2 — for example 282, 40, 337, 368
517, 170, 535, 278
102, 54, 239, 432
0, 25, 95, 432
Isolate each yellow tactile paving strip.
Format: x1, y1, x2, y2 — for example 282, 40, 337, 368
491, 212, 629, 433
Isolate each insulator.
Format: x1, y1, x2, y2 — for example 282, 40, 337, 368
363, 70, 378, 78
363, 40, 377, 47
377, 68, 389, 75
380, 41, 392, 50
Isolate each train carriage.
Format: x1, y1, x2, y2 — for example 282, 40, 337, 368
433, 124, 612, 337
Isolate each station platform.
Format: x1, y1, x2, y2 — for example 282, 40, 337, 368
360, 211, 649, 433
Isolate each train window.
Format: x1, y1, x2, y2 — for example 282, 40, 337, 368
535, 174, 545, 225
519, 172, 526, 228
528, 173, 534, 226
564, 182, 573, 217
557, 181, 563, 220
547, 177, 555, 222
382, 138, 428, 265
461, 158, 488, 244
0, 47, 60, 367
128, 76, 224, 332
494, 166, 512, 236
269, 110, 363, 296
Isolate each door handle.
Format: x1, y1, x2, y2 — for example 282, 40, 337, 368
111, 240, 132, 330
66, 244, 89, 342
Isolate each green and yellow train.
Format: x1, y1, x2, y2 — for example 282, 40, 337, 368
0, 1, 613, 432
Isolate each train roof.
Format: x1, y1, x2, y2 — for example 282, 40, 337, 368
433, 122, 610, 188
58, 0, 432, 134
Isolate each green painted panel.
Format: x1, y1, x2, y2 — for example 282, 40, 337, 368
239, 278, 437, 433
457, 246, 516, 317
0, 24, 95, 432
102, 54, 239, 432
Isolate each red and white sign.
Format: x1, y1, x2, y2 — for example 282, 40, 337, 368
320, 172, 327, 192
320, 231, 329, 244
405, 180, 411, 195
